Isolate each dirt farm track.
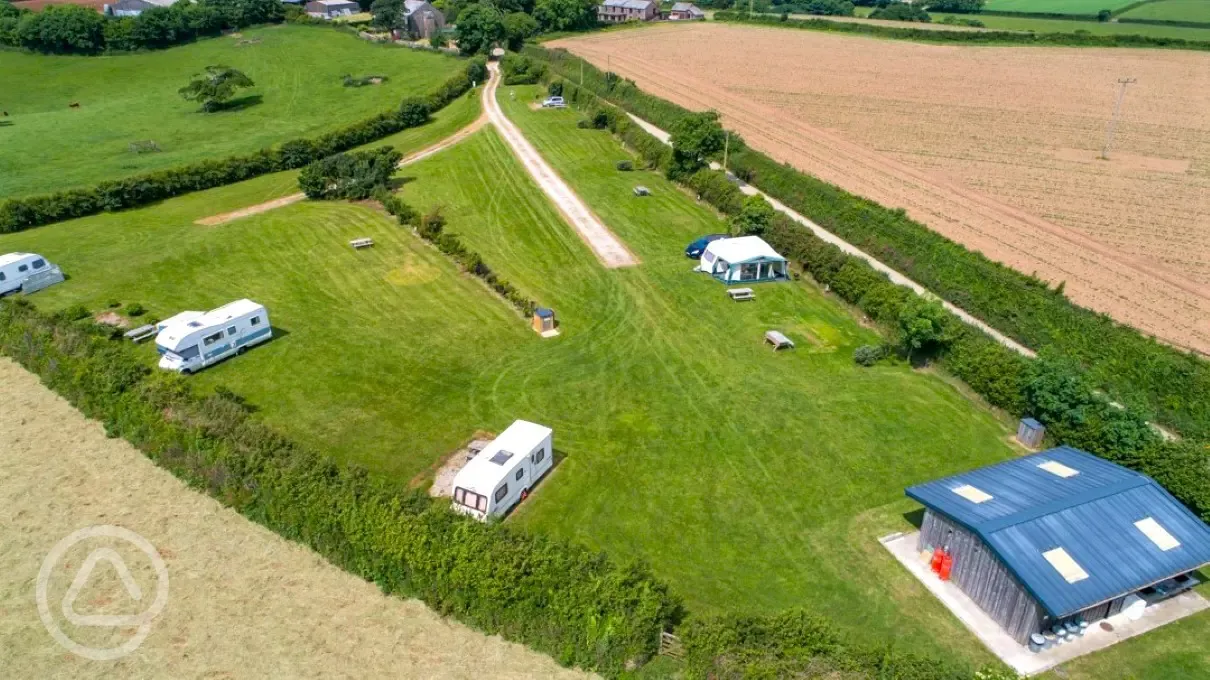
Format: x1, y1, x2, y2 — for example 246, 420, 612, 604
0, 359, 588, 679
552, 23, 1210, 354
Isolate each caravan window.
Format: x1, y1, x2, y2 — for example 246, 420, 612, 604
17, 264, 28, 273
250, 316, 261, 326
0, 272, 5, 281
454, 487, 487, 512
227, 326, 238, 335
203, 332, 224, 346
177, 345, 200, 360
515, 469, 525, 481
494, 484, 509, 503
31, 259, 45, 269
532, 448, 546, 464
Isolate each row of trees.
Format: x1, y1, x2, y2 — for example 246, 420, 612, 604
0, 0, 284, 54
428, 0, 594, 55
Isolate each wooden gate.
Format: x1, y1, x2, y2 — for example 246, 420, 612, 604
658, 631, 684, 659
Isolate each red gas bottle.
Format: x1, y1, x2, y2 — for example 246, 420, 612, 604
930, 547, 945, 574
939, 553, 954, 581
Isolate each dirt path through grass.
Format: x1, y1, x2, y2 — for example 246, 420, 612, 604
195, 103, 490, 226
483, 63, 638, 269
0, 358, 590, 679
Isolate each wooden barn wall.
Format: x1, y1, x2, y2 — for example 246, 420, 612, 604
918, 510, 1047, 643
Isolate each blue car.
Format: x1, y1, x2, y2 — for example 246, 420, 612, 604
685, 234, 728, 258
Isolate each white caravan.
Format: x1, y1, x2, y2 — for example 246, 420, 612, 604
452, 420, 554, 521
0, 252, 56, 296
155, 299, 271, 374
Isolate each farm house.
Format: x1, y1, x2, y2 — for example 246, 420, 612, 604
697, 236, 788, 284
906, 447, 1210, 645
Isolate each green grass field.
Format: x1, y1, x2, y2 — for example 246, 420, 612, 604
983, 0, 1135, 14
1119, 0, 1210, 22
0, 24, 465, 199
0, 85, 1024, 662
931, 11, 1210, 36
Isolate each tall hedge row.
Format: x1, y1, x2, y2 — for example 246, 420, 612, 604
524, 44, 1210, 442
0, 299, 679, 675
0, 57, 487, 234
713, 11, 1210, 51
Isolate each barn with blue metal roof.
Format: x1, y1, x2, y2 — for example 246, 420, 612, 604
905, 446, 1210, 644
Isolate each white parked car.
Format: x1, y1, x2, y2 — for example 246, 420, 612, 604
541, 96, 565, 108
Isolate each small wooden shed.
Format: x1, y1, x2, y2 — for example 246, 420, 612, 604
532, 307, 556, 335
1017, 417, 1046, 449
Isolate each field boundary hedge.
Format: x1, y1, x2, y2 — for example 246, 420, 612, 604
0, 58, 487, 234
713, 11, 1210, 50
524, 44, 1210, 441
0, 299, 678, 676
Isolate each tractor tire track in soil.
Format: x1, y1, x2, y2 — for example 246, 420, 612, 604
0, 358, 591, 679
551, 25, 1210, 355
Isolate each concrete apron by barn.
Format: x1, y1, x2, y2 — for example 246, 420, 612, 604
881, 531, 1209, 676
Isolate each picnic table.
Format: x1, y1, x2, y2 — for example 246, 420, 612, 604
633, 186, 650, 197
764, 330, 794, 350
124, 324, 158, 343
727, 287, 754, 302
350, 237, 375, 249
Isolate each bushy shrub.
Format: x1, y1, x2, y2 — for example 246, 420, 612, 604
125, 303, 147, 317
853, 344, 885, 366
500, 53, 546, 85
298, 146, 402, 200
870, 2, 932, 21
615, 160, 634, 171
548, 81, 563, 97
685, 169, 743, 215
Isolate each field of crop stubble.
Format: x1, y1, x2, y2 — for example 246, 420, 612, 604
551, 23, 1210, 354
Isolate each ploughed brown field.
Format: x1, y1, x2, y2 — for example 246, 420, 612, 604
551, 23, 1210, 354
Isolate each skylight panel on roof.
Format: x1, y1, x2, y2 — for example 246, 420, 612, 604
488, 451, 514, 466
952, 484, 993, 503
1136, 517, 1181, 551
1043, 548, 1089, 583
1038, 460, 1079, 478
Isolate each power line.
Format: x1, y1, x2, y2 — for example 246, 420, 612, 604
1101, 77, 1136, 160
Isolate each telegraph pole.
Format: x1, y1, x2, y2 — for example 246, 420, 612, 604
722, 131, 730, 175
1101, 77, 1136, 160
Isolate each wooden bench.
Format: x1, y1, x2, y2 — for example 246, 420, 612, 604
727, 287, 754, 302
764, 330, 794, 350
350, 238, 375, 249
124, 324, 158, 343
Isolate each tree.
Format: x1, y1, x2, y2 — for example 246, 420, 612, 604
730, 195, 775, 236
502, 11, 538, 51
533, 0, 594, 31
370, 0, 406, 30
1021, 350, 1098, 426
924, 0, 982, 12
1097, 8, 1111, 20
668, 111, 725, 180
298, 147, 403, 200
16, 4, 106, 54
869, 2, 930, 21
454, 2, 504, 56
896, 297, 951, 363
178, 65, 255, 113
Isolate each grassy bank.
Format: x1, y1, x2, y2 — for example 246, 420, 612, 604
0, 24, 464, 198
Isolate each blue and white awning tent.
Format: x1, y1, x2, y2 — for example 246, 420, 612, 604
906, 447, 1210, 619
698, 236, 788, 284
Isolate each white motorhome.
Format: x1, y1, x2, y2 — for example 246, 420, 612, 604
452, 420, 554, 521
0, 252, 57, 296
155, 299, 272, 374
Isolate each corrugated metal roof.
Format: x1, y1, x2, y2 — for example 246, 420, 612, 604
906, 446, 1210, 618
